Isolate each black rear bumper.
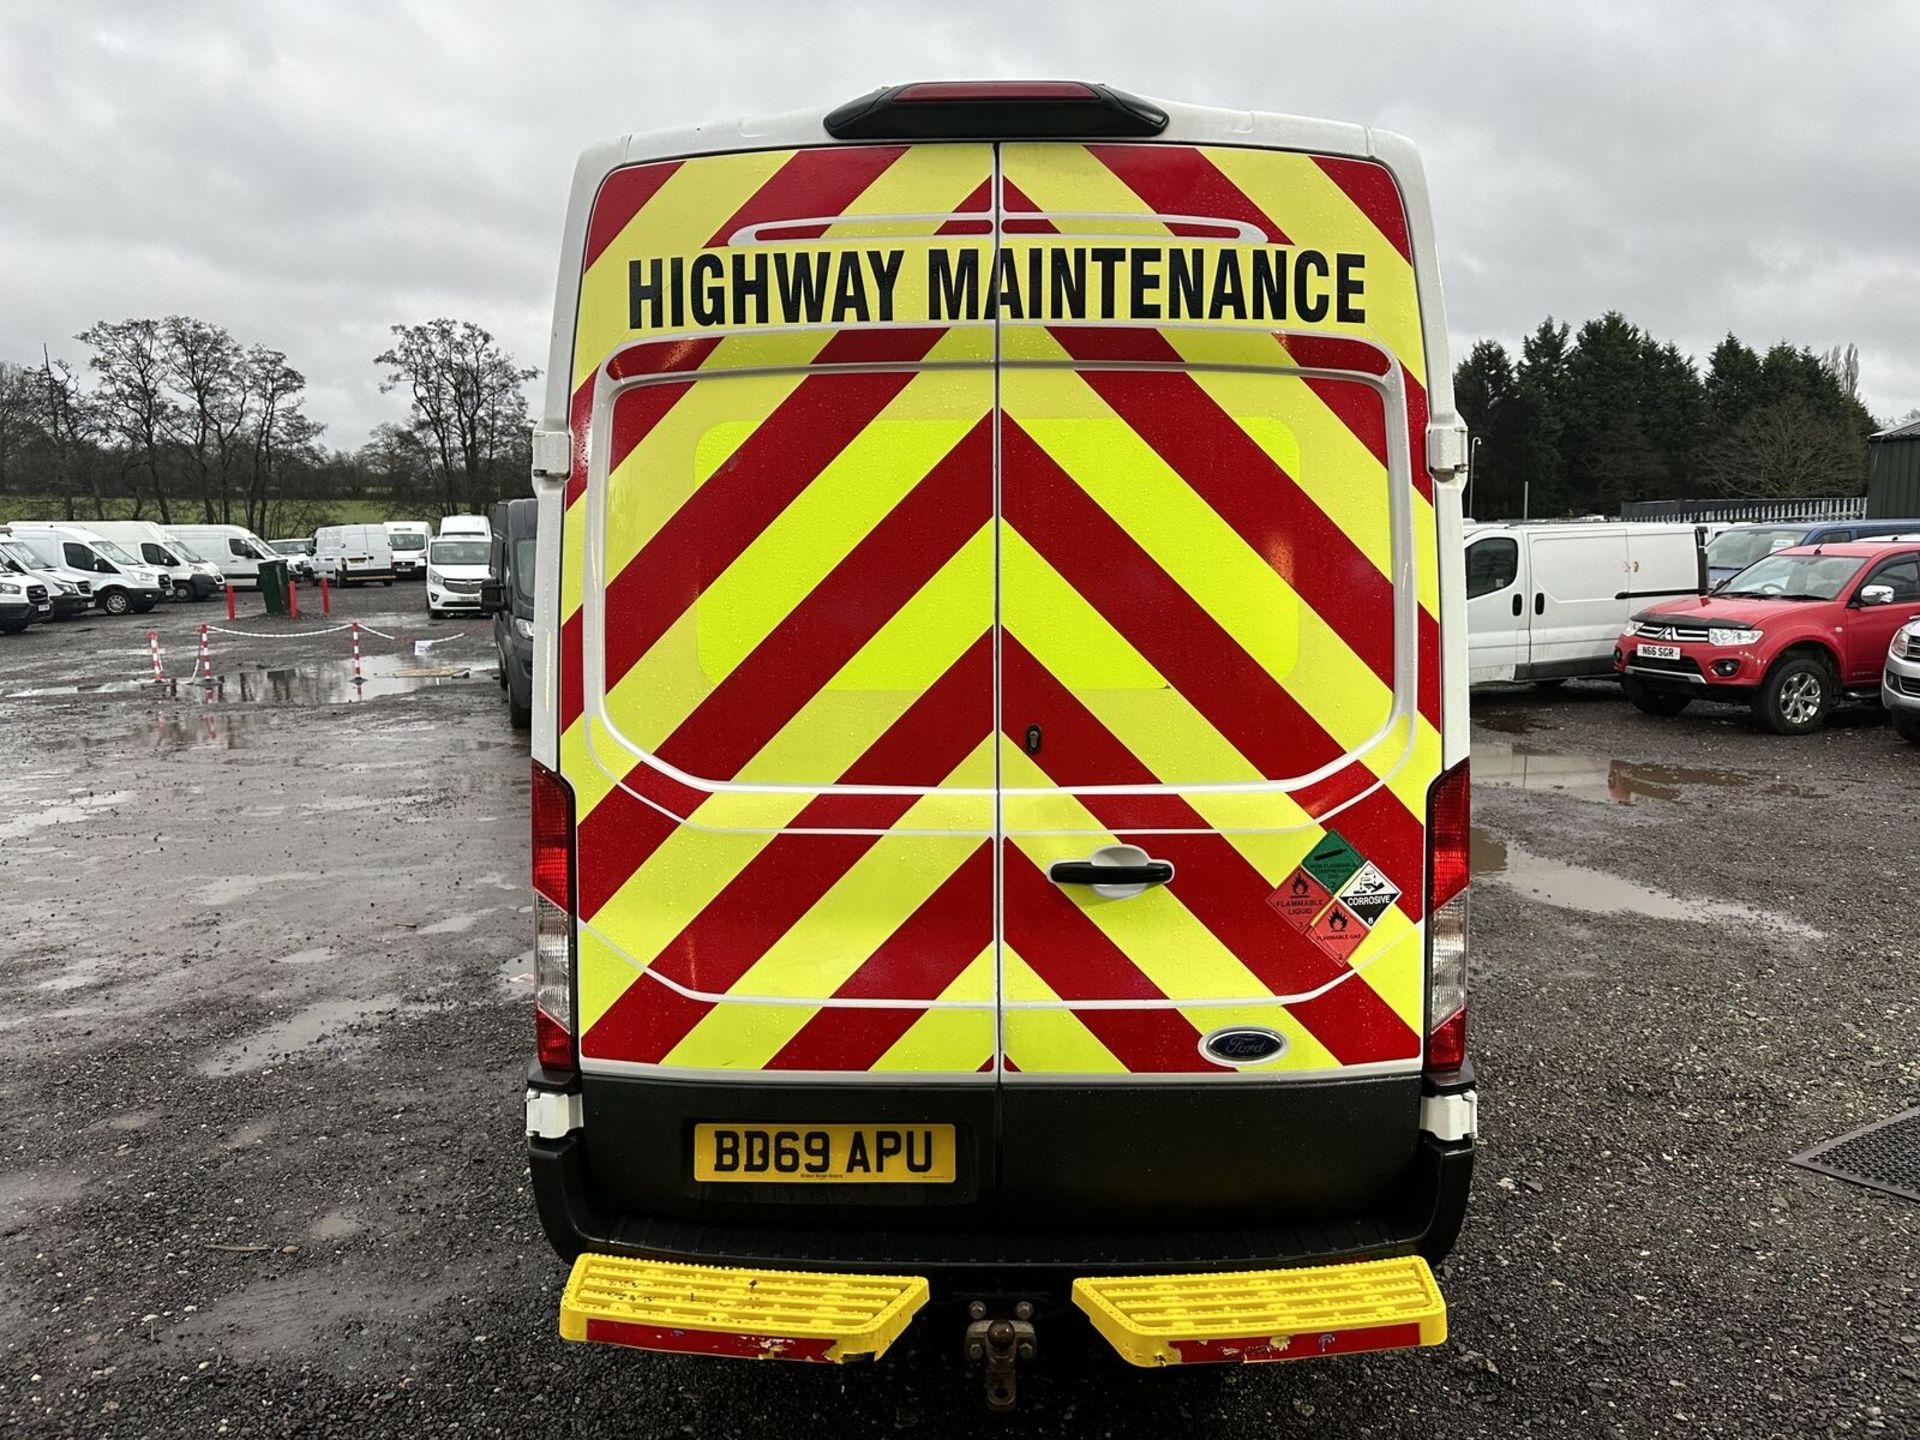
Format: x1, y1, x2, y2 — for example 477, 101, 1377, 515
528, 1069, 1473, 1292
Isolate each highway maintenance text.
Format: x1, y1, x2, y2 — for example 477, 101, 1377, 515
628, 244, 1368, 330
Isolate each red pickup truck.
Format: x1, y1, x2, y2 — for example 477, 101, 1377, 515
1614, 541, 1920, 734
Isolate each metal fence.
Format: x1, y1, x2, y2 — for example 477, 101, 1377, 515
1619, 496, 1867, 524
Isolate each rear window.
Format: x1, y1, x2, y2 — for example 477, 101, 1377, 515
1707, 527, 1805, 571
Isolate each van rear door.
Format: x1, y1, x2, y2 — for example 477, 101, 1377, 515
990, 142, 1439, 1211
560, 133, 1446, 1223
569, 145, 1003, 1106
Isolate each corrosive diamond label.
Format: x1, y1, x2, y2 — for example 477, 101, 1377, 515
1307, 901, 1367, 963
1337, 862, 1401, 928
1300, 832, 1364, 892
1268, 870, 1334, 931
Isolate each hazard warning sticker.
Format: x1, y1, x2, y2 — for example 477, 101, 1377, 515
1274, 832, 1397, 963
1268, 869, 1334, 932
1306, 901, 1367, 963
1299, 832, 1364, 893
1336, 862, 1402, 928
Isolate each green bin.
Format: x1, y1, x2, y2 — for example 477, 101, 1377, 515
257, 558, 290, 616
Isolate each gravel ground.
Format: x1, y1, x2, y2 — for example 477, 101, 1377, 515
1, 594, 1916, 1439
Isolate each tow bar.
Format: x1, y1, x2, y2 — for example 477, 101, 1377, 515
963, 1301, 1037, 1411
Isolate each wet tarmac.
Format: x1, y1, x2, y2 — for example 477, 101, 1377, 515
1472, 737, 1824, 935
1475, 737, 1816, 806
0, 602, 1916, 1439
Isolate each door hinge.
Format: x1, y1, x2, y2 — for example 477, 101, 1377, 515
531, 428, 572, 479
1427, 420, 1469, 477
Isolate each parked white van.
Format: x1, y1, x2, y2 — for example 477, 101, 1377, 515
424, 534, 492, 617
71, 520, 225, 599
1465, 521, 1704, 684
7, 523, 169, 614
384, 521, 431, 579
438, 514, 491, 540
167, 523, 283, 589
313, 524, 395, 586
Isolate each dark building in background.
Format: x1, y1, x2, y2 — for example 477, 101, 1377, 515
1868, 417, 1920, 518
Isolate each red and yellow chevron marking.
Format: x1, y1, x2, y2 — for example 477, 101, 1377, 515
559, 140, 1439, 1078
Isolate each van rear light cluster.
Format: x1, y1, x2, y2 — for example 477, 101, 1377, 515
1424, 760, 1470, 1074
531, 760, 578, 1073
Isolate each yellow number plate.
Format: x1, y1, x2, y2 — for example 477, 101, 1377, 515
693, 1124, 956, 1184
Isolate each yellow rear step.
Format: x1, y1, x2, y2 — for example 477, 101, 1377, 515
559, 1253, 928, 1363
1073, 1256, 1446, 1367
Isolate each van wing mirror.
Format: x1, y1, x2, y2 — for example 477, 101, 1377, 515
479, 581, 507, 615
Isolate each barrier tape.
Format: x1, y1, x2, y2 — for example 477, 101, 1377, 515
357, 622, 487, 645
148, 614, 493, 690
196, 622, 485, 644
202, 623, 356, 639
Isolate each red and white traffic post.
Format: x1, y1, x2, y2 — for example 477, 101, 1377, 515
197, 622, 211, 681
351, 621, 363, 684
147, 629, 166, 682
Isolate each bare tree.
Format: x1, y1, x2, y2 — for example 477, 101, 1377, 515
0, 361, 40, 494
1821, 342, 1861, 401
240, 345, 320, 534
37, 351, 98, 521
1694, 396, 1867, 497
77, 318, 178, 521
162, 316, 252, 523
376, 319, 536, 514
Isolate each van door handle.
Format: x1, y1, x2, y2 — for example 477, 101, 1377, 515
1511, 594, 1522, 617
1048, 860, 1173, 888
1534, 593, 1545, 615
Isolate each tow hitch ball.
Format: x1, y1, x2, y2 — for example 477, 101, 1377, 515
964, 1301, 1037, 1411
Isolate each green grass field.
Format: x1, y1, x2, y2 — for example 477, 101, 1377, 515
2, 497, 398, 529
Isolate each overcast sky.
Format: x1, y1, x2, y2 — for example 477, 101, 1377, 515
3, 1, 1916, 446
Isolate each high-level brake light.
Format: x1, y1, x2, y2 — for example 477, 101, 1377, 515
824, 81, 1168, 141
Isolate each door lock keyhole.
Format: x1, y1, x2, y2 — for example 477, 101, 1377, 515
1024, 724, 1043, 755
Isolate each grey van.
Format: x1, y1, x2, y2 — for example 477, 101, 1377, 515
485, 498, 536, 730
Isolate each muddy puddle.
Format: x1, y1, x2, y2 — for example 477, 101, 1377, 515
9, 651, 487, 705
1475, 739, 1811, 806
497, 949, 534, 999
0, 787, 136, 841
198, 996, 403, 1077
1474, 740, 1821, 936
1471, 828, 1820, 938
